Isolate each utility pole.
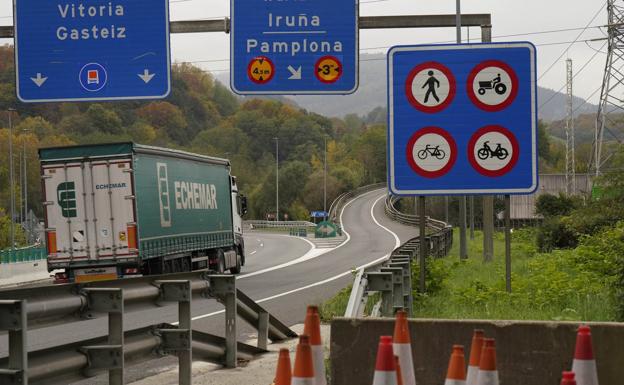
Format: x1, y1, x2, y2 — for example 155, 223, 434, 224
274, 137, 279, 222
565, 58, 576, 194
7, 108, 16, 253
22, 129, 29, 238
592, 0, 624, 176
481, 25, 494, 263
323, 136, 327, 220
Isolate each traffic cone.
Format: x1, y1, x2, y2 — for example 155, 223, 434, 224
561, 371, 577, 385
393, 310, 416, 385
394, 355, 404, 385
373, 336, 397, 385
292, 335, 315, 385
476, 338, 499, 385
571, 325, 599, 385
466, 329, 485, 385
445, 345, 467, 385
303, 305, 326, 385
271, 348, 291, 385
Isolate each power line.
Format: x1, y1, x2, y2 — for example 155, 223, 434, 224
537, 0, 607, 81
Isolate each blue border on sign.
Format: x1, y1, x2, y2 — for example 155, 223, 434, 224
386, 41, 539, 196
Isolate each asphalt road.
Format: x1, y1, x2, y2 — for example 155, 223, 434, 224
1, 188, 421, 383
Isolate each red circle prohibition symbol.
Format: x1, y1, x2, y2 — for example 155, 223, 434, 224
247, 56, 275, 84
467, 60, 519, 112
467, 125, 519, 177
315, 55, 343, 84
406, 126, 457, 178
404, 61, 456, 114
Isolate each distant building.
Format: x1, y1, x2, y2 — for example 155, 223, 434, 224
510, 174, 592, 219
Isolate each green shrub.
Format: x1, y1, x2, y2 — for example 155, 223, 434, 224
535, 193, 580, 218
536, 217, 578, 252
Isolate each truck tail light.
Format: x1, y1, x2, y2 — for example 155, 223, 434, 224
123, 267, 140, 275
46, 230, 57, 255
54, 271, 69, 284
127, 224, 137, 250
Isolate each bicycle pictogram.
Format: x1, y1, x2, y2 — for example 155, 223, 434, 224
417, 144, 446, 160
477, 141, 509, 160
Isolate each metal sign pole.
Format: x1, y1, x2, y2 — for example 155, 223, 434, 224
505, 195, 512, 292
456, 0, 468, 260
419, 196, 427, 293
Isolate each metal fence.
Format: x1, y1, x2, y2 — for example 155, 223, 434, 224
344, 195, 453, 318
0, 245, 46, 264
0, 270, 296, 385
328, 183, 386, 226
244, 220, 316, 229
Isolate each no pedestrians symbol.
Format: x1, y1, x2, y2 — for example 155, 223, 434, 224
404, 61, 456, 113
247, 56, 275, 84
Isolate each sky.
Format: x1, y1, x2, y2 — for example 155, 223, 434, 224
0, 0, 609, 106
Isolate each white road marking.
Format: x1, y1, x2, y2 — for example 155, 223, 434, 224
185, 189, 401, 323
249, 250, 257, 255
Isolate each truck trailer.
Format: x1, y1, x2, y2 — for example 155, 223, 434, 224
39, 142, 247, 283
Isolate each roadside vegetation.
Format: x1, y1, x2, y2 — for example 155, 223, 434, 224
320, 149, 624, 322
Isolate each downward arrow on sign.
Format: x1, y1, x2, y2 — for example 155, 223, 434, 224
30, 73, 48, 87
138, 69, 155, 83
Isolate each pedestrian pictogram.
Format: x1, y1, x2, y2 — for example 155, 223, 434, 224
248, 56, 275, 84
406, 127, 457, 178
467, 60, 519, 112
79, 63, 107, 92
405, 62, 456, 113
315, 56, 343, 83
468, 125, 519, 177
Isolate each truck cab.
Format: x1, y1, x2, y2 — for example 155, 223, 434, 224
230, 176, 247, 271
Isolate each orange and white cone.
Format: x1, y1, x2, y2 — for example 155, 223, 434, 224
394, 355, 404, 385
393, 310, 416, 385
445, 345, 467, 385
561, 371, 577, 385
476, 338, 499, 385
373, 336, 398, 385
571, 325, 599, 385
271, 348, 291, 385
303, 305, 326, 385
292, 335, 315, 385
466, 329, 485, 385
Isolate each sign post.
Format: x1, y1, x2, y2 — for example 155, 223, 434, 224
230, 0, 359, 94
13, 0, 171, 102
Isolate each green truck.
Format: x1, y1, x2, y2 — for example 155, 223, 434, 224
39, 143, 247, 283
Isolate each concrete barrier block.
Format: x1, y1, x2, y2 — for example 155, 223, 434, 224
330, 318, 624, 385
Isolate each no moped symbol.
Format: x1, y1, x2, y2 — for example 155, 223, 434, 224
467, 60, 518, 112
406, 126, 457, 178
468, 125, 519, 177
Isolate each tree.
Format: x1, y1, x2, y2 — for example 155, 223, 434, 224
136, 102, 189, 144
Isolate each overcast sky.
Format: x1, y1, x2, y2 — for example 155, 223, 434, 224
0, 0, 609, 107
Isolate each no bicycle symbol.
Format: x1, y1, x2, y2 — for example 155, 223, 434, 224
406, 126, 457, 178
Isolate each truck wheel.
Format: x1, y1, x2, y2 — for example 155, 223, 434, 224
230, 254, 242, 274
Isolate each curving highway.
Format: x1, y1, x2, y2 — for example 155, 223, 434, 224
1, 188, 422, 384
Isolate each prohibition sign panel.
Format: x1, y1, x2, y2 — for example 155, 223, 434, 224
388, 42, 538, 195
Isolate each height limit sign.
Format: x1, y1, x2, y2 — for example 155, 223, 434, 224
230, 0, 359, 94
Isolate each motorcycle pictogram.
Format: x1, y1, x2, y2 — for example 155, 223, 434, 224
478, 73, 507, 96
477, 141, 509, 160
417, 144, 446, 160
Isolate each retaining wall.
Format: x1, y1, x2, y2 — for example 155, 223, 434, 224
330, 317, 624, 385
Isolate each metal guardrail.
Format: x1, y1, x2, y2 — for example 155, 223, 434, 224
328, 182, 386, 226
344, 195, 453, 318
245, 220, 316, 229
0, 270, 296, 385
0, 245, 46, 264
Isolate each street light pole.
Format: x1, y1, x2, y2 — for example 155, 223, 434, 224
22, 129, 28, 237
323, 136, 327, 220
7, 108, 16, 252
274, 137, 279, 222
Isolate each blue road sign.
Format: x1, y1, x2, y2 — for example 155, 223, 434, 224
387, 42, 538, 196
230, 0, 358, 94
310, 211, 328, 218
14, 0, 171, 102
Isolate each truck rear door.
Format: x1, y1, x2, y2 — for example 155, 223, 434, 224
43, 158, 137, 265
